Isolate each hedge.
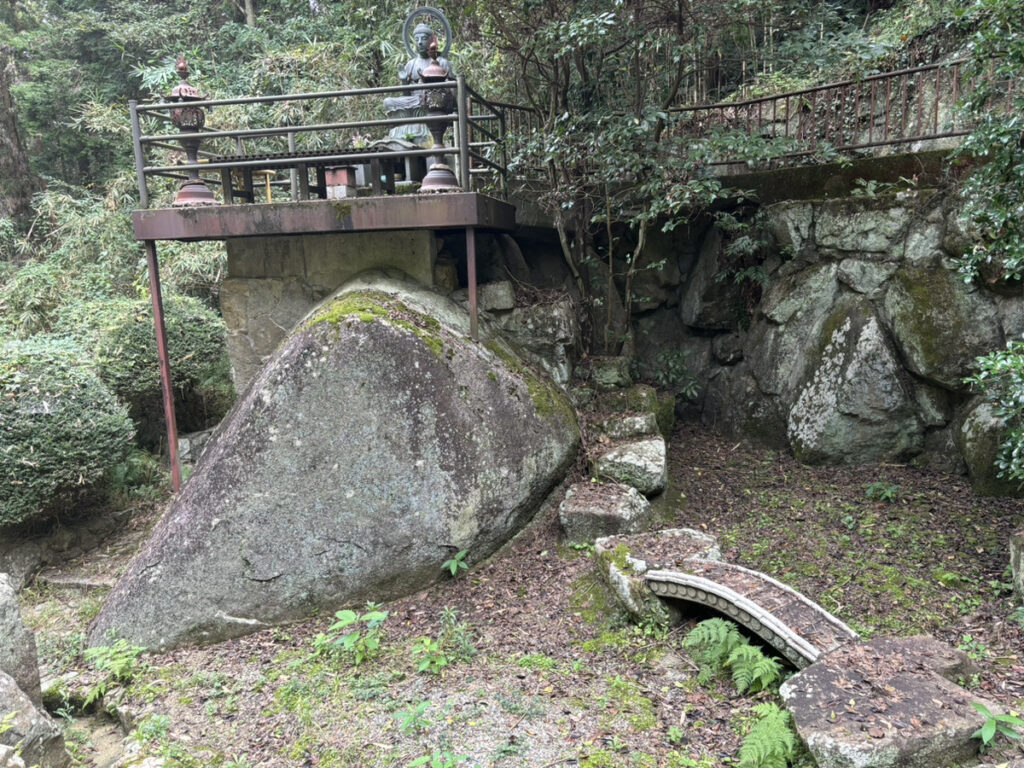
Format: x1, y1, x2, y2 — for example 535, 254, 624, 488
0, 336, 135, 528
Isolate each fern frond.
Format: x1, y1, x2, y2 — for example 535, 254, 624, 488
727, 644, 783, 694
683, 618, 745, 673
737, 703, 796, 768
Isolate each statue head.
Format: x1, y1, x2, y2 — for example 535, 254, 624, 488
413, 22, 434, 56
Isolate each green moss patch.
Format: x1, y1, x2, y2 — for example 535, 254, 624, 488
305, 290, 445, 358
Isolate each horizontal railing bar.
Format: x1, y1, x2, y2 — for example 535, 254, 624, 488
467, 152, 504, 173
143, 146, 448, 174
674, 58, 968, 113
141, 112, 458, 144
135, 80, 456, 113
702, 128, 972, 166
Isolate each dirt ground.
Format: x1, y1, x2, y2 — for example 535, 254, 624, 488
19, 423, 1024, 768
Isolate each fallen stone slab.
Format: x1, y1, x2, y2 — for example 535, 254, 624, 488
593, 437, 667, 496
597, 412, 659, 440
0, 672, 69, 768
0, 574, 41, 707
558, 482, 653, 544
780, 636, 994, 768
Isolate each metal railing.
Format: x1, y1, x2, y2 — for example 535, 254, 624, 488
129, 75, 517, 207
670, 58, 1001, 168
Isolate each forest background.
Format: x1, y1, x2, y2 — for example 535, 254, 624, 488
1, 0, 1023, 525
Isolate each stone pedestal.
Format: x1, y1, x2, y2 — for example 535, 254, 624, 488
220, 231, 438, 390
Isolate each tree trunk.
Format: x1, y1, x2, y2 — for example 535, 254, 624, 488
244, 0, 256, 26
0, 45, 38, 221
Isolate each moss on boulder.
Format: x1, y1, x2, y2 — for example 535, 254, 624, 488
89, 273, 580, 651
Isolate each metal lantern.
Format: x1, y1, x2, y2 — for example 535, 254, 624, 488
166, 57, 218, 207
418, 37, 460, 192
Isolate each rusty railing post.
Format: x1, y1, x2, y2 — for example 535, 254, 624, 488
466, 226, 478, 340
130, 101, 149, 208
457, 75, 471, 192
144, 240, 181, 492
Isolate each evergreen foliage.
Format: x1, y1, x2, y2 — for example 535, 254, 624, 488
0, 335, 134, 528
54, 295, 235, 446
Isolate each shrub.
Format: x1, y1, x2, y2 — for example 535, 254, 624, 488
965, 341, 1024, 487
55, 295, 235, 447
0, 335, 134, 528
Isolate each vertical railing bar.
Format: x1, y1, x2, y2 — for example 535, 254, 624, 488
933, 67, 941, 135
288, 131, 298, 201
900, 71, 909, 139
883, 77, 891, 142
130, 101, 150, 208
952, 63, 960, 129
457, 75, 471, 192
869, 80, 875, 144
915, 70, 924, 137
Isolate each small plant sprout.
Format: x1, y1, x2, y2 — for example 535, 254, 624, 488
863, 481, 899, 503
971, 701, 1023, 752
442, 549, 469, 577
311, 603, 388, 666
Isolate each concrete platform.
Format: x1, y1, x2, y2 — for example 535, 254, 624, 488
133, 193, 516, 241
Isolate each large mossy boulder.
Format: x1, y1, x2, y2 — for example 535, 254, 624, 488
788, 301, 923, 464
89, 274, 579, 651
0, 336, 135, 529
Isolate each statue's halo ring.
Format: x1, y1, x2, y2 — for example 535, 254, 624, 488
403, 7, 453, 58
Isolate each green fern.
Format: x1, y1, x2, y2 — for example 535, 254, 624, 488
682, 618, 745, 682
737, 702, 796, 768
727, 644, 783, 694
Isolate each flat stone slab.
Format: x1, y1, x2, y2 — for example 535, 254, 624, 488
593, 437, 667, 496
780, 636, 994, 768
597, 413, 659, 440
558, 482, 653, 544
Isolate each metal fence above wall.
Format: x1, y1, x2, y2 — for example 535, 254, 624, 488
670, 59, 1000, 168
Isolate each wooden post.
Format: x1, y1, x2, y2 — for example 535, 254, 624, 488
144, 240, 182, 492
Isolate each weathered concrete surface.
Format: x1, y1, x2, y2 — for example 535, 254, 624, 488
781, 636, 990, 768
0, 672, 68, 768
90, 273, 579, 651
558, 482, 653, 544
222, 231, 438, 389
0, 575, 40, 707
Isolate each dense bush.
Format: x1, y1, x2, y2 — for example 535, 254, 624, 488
56, 295, 235, 448
966, 341, 1024, 489
0, 336, 135, 528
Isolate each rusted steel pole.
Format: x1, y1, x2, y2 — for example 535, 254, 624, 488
129, 101, 150, 209
144, 240, 182, 492
466, 227, 478, 340
457, 75, 471, 192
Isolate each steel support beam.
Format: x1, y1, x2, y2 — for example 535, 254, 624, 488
144, 240, 182, 492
